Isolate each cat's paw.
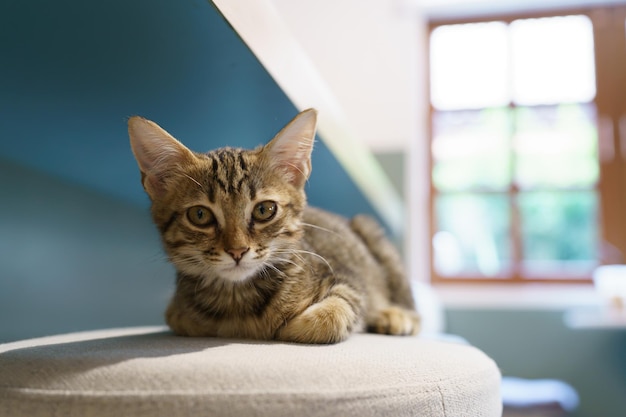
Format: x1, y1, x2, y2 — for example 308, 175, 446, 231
276, 296, 357, 344
368, 306, 421, 336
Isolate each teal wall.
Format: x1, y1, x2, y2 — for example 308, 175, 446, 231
0, 0, 379, 343
0, 0, 376, 219
447, 308, 626, 417
374, 152, 406, 199
0, 159, 173, 342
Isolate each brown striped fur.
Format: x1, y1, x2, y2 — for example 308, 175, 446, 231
128, 109, 419, 344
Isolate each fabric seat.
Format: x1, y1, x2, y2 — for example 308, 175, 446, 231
0, 327, 501, 417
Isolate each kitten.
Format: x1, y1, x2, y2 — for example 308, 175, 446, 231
128, 109, 420, 344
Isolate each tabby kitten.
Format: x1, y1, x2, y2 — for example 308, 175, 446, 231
128, 109, 420, 344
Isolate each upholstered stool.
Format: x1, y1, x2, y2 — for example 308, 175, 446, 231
0, 327, 501, 416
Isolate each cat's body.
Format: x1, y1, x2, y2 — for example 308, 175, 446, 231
129, 109, 419, 344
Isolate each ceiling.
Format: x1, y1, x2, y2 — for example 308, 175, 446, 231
416, 0, 626, 18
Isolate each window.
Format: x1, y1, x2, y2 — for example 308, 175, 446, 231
428, 7, 626, 283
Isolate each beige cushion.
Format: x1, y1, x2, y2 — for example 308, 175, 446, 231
0, 327, 501, 417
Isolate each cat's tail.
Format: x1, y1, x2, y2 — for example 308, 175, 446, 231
349, 215, 416, 310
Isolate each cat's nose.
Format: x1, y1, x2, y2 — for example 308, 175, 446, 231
226, 247, 250, 262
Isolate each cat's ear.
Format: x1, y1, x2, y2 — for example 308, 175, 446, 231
128, 116, 195, 200
264, 108, 317, 187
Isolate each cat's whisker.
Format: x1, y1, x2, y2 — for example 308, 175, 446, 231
257, 267, 270, 281
301, 222, 341, 237
272, 248, 306, 266
274, 249, 334, 274
181, 173, 205, 191
283, 162, 310, 185
270, 255, 302, 270
284, 161, 308, 181
261, 262, 287, 279
172, 253, 216, 281
141, 250, 170, 265
260, 267, 280, 282
271, 249, 303, 263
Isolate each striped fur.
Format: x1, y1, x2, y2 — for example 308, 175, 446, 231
128, 109, 420, 344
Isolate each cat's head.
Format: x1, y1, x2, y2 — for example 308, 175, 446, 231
128, 109, 317, 283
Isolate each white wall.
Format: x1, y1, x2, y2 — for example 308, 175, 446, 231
272, 0, 426, 153
271, 0, 431, 282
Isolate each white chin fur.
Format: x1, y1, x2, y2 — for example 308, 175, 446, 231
173, 251, 265, 283
217, 263, 261, 283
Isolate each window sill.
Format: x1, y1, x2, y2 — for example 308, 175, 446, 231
564, 306, 626, 329
434, 283, 603, 310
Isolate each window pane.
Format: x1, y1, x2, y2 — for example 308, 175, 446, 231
514, 104, 599, 188
430, 22, 509, 110
434, 193, 511, 277
511, 15, 596, 105
519, 191, 598, 276
433, 108, 511, 191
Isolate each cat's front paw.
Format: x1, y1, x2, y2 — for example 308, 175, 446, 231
276, 296, 357, 344
368, 306, 421, 336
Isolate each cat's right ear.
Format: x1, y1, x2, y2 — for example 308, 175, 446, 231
128, 116, 195, 200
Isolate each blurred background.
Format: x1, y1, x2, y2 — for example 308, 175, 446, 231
1, 0, 626, 416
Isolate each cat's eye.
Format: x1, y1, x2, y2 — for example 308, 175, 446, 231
252, 201, 277, 222
186, 206, 215, 227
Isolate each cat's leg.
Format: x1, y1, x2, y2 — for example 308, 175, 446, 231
275, 283, 363, 344
367, 306, 421, 336
350, 215, 415, 310
350, 215, 421, 336
165, 298, 217, 337
349, 214, 416, 310
350, 215, 420, 335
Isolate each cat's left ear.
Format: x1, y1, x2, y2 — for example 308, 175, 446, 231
264, 108, 317, 188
